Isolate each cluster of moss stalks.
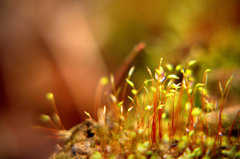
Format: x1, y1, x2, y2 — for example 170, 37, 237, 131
43, 59, 239, 159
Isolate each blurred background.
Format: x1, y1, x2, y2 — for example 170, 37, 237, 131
0, 0, 239, 158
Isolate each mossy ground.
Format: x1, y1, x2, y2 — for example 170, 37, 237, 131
49, 60, 240, 159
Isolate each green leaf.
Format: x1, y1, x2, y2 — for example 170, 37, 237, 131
150, 86, 156, 92
175, 65, 182, 71
131, 89, 138, 95
126, 79, 134, 88
40, 114, 51, 122
196, 83, 205, 88
127, 154, 135, 159
84, 111, 91, 118
225, 74, 234, 91
198, 87, 208, 96
100, 76, 109, 85
219, 82, 223, 97
128, 106, 133, 112
167, 80, 173, 88
110, 94, 117, 102
192, 108, 201, 116
128, 96, 134, 103
146, 67, 152, 77
162, 113, 167, 119
110, 74, 115, 91
90, 152, 102, 159
170, 89, 177, 94
110, 74, 115, 85
167, 74, 179, 79
165, 63, 173, 72
155, 67, 166, 82
204, 69, 211, 73
157, 104, 164, 109
46, 92, 54, 100
118, 101, 123, 107
204, 99, 213, 111
144, 86, 149, 94
181, 68, 185, 74
189, 130, 195, 137
185, 69, 192, 77
145, 105, 153, 110
188, 88, 193, 94
166, 93, 174, 98
128, 66, 135, 78
136, 143, 148, 154
188, 60, 197, 67
144, 79, 152, 86
159, 89, 166, 96
206, 137, 215, 148
171, 83, 181, 89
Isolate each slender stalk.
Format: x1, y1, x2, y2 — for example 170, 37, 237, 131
228, 111, 240, 140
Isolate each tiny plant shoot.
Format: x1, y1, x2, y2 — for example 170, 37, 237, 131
48, 59, 239, 159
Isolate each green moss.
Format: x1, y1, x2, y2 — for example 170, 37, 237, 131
49, 59, 238, 159
90, 152, 102, 159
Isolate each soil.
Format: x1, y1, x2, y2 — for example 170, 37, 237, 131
50, 119, 99, 159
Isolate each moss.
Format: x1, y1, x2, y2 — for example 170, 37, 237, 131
90, 152, 102, 159
49, 59, 238, 159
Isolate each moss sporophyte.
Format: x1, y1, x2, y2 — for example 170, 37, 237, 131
40, 59, 239, 159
